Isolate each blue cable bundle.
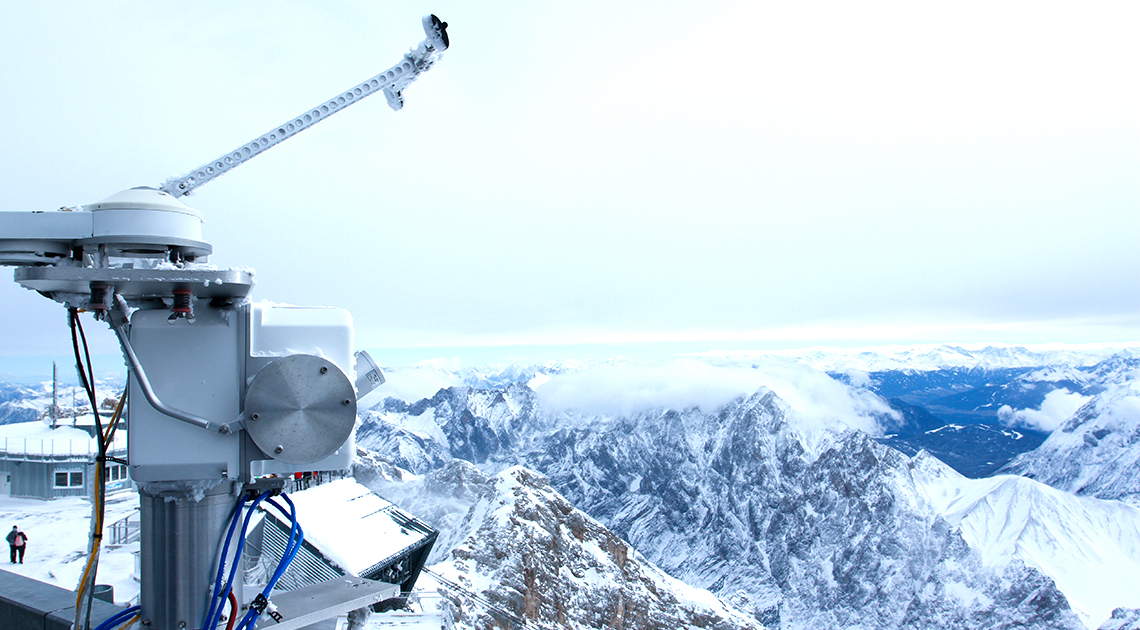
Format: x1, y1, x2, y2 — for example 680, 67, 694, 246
234, 494, 304, 630
91, 605, 140, 630
200, 489, 304, 630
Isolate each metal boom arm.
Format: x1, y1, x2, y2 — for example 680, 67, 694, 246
160, 14, 449, 198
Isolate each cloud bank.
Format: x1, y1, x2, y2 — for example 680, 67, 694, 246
998, 389, 1091, 433
532, 358, 895, 436
363, 361, 465, 406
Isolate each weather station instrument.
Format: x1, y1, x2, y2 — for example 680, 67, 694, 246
0, 15, 449, 630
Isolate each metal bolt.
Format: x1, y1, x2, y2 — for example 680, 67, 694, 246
320, 366, 328, 374
251, 413, 259, 420
343, 399, 352, 406
275, 446, 283, 454
179, 622, 187, 629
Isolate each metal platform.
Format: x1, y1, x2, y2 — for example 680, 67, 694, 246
13, 266, 254, 301
257, 577, 400, 630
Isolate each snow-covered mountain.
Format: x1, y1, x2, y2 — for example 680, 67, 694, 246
4, 344, 1139, 629
1002, 359, 1140, 506
0, 382, 43, 424
0, 378, 125, 426
357, 379, 1139, 628
374, 344, 1138, 397
419, 464, 764, 630
774, 344, 1137, 374
914, 452, 1140, 628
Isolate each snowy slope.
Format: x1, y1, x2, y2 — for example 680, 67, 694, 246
914, 455, 1140, 629
1003, 361, 1140, 506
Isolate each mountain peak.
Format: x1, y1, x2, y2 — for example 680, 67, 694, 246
432, 464, 764, 630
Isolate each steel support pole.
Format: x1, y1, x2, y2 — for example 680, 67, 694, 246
139, 484, 236, 630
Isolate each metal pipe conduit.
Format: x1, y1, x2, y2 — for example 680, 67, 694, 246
109, 299, 223, 433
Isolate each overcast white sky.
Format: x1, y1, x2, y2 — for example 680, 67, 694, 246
1, 1, 1137, 378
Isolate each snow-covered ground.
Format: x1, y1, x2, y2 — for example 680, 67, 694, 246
0, 482, 449, 629
0, 490, 139, 605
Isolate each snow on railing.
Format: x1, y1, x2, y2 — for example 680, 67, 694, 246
0, 437, 126, 460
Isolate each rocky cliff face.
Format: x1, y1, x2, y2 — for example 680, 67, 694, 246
357, 383, 540, 474
522, 392, 1082, 630
1097, 607, 1140, 630
424, 466, 765, 630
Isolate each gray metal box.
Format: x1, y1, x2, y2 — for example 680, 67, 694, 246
127, 305, 244, 483
127, 302, 356, 484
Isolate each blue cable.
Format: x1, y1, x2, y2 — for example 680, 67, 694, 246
91, 605, 140, 630
203, 492, 256, 630
234, 493, 303, 630
235, 498, 302, 630
264, 495, 304, 590
205, 490, 271, 630
210, 490, 271, 630
202, 493, 248, 630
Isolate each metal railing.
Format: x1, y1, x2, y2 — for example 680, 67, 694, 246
421, 568, 531, 630
107, 508, 141, 547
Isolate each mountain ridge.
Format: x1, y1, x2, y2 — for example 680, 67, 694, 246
358, 382, 1112, 628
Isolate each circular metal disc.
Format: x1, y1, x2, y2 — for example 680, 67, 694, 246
244, 354, 356, 464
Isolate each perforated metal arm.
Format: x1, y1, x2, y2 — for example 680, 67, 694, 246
160, 15, 449, 198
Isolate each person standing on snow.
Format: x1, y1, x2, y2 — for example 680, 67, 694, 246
7, 526, 28, 563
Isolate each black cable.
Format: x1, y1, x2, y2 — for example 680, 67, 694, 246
70, 309, 104, 443
68, 307, 109, 630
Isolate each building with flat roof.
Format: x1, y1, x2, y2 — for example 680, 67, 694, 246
0, 419, 129, 500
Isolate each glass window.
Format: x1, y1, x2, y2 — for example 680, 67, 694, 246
56, 470, 85, 487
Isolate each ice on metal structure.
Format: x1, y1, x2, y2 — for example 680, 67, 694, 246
160, 14, 449, 199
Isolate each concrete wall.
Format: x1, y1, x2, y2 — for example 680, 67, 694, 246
0, 569, 124, 630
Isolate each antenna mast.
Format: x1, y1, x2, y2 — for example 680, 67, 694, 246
51, 361, 57, 427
